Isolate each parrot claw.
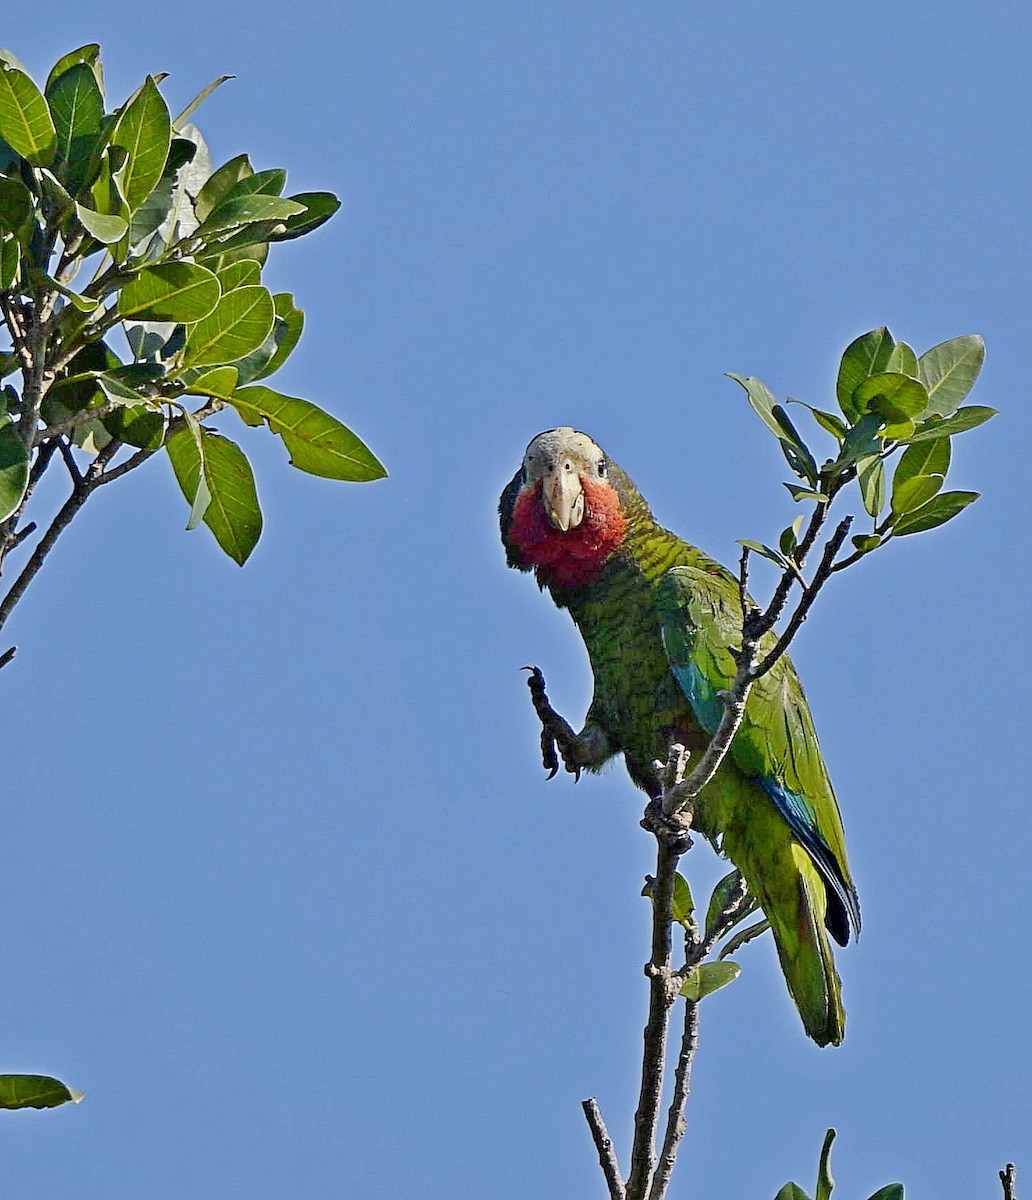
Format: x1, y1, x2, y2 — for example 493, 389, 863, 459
524, 666, 584, 781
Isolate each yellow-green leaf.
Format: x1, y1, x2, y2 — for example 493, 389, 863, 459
0, 63, 56, 165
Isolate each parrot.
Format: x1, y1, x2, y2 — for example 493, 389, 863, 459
498, 427, 860, 1046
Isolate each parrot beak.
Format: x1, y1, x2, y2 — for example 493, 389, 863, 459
542, 465, 585, 531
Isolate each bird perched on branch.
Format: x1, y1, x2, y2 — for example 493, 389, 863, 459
499, 427, 859, 1046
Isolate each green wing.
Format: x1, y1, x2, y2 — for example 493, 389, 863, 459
655, 564, 859, 943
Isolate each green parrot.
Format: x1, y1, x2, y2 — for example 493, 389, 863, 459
499, 427, 859, 1046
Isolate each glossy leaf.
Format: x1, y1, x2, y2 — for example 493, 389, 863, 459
772, 403, 818, 485
195, 194, 306, 240
835, 413, 884, 469
727, 372, 783, 439
779, 515, 804, 556
75, 202, 128, 243
0, 175, 33, 237
110, 76, 171, 212
892, 490, 979, 536
884, 341, 918, 378
894, 437, 949, 490
836, 327, 894, 419
789, 398, 847, 441
253, 292, 304, 380
105, 403, 165, 449
0, 1074, 83, 1110
857, 455, 885, 518
0, 233, 19, 288
705, 869, 757, 940
183, 285, 275, 366
219, 168, 287, 202
918, 334, 985, 417
891, 475, 942, 516
269, 190, 341, 241
0, 424, 30, 522
737, 539, 792, 572
850, 534, 881, 553
46, 62, 104, 193
193, 153, 252, 222
120, 262, 221, 322
853, 372, 928, 421
904, 405, 997, 443
679, 960, 741, 1002
167, 423, 262, 563
167, 411, 212, 530
816, 1129, 836, 1200
783, 484, 828, 504
182, 366, 239, 401
866, 1186, 905, 1200
0, 63, 56, 165
774, 1186, 812, 1200
172, 74, 233, 129
230, 385, 387, 481
716, 917, 770, 960
218, 259, 262, 290
45, 44, 103, 94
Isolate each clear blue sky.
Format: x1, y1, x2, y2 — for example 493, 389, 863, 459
2, 4, 1028, 1198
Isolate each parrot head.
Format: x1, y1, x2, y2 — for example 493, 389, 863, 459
499, 428, 643, 591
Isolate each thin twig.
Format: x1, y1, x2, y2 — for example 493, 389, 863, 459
648, 998, 699, 1200
0, 645, 15, 670
582, 1099, 625, 1200
625, 838, 682, 1200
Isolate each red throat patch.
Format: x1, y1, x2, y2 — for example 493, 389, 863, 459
508, 477, 628, 590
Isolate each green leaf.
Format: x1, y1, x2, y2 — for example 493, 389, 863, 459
46, 62, 104, 194
852, 372, 929, 422
167, 424, 262, 563
230, 385, 387, 481
0, 63, 56, 165
253, 292, 304, 380
783, 484, 828, 504
850, 534, 881, 553
0, 423, 30, 521
903, 405, 997, 443
217, 259, 262, 290
891, 474, 942, 516
0, 1074, 83, 1110
0, 233, 19, 288
788, 398, 847, 441
172, 74, 234, 129
269, 190, 341, 241
219, 167, 287, 202
641, 871, 695, 927
779, 515, 804, 556
74, 202, 128, 243
837, 327, 895, 419
774, 1186, 813, 1200
772, 404, 818, 485
109, 76, 171, 212
857, 455, 885, 517
737, 539, 793, 572
119, 262, 221, 322
193, 152, 252, 222
892, 490, 979, 536
884, 341, 918, 378
105, 403, 165, 449
0, 176, 33, 244
816, 1129, 836, 1200
705, 869, 757, 940
727, 372, 783, 439
45, 44, 103, 95
679, 960, 741, 1002
167, 410, 212, 529
183, 285, 275, 366
894, 437, 949, 490
717, 917, 770, 960
27, 268, 98, 312
835, 413, 884, 469
195, 194, 306, 240
865, 1186, 905, 1200
182, 365, 239, 401
917, 334, 985, 417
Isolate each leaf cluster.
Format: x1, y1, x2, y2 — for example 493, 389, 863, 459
775, 1129, 902, 1200
729, 328, 994, 573
0, 44, 384, 566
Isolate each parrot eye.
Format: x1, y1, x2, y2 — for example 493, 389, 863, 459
597, 459, 607, 477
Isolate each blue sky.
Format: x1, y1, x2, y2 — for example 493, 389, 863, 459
2, 4, 1028, 1198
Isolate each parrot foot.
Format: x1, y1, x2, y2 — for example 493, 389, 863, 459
524, 666, 583, 781
641, 799, 694, 855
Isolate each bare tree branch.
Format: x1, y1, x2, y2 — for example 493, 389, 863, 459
1002, 1164, 1018, 1200
648, 997, 699, 1200
582, 1099, 625, 1200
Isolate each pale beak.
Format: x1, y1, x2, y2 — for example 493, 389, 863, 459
543, 466, 585, 531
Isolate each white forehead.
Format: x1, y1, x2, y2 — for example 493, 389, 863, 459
523, 428, 602, 470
